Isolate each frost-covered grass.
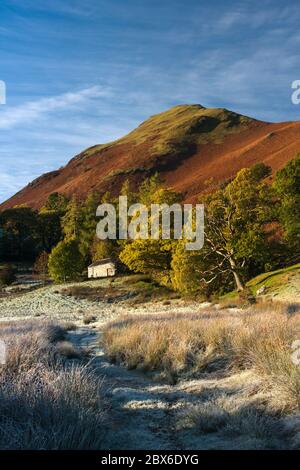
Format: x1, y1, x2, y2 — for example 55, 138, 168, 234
103, 309, 300, 411
3, 277, 300, 449
0, 277, 197, 322
0, 321, 108, 449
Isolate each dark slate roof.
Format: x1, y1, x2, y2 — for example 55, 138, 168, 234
88, 258, 115, 268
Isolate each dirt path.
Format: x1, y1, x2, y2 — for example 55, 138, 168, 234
68, 327, 288, 450
0, 280, 292, 449
68, 327, 184, 450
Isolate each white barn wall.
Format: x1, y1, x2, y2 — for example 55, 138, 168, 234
88, 261, 116, 278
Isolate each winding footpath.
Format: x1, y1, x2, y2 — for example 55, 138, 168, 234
0, 281, 291, 450
67, 327, 288, 450
68, 327, 184, 450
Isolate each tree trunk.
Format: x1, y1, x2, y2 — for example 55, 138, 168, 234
232, 270, 244, 292
229, 257, 244, 291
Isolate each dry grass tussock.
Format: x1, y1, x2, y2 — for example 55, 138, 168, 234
0, 321, 108, 450
182, 389, 286, 449
103, 307, 300, 411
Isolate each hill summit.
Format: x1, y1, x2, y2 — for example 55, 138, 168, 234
2, 104, 300, 209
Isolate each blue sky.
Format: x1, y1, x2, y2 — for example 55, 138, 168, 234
0, 0, 300, 202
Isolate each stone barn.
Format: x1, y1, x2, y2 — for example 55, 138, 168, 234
88, 258, 117, 279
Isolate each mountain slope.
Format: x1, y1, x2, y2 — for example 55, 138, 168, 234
2, 104, 300, 209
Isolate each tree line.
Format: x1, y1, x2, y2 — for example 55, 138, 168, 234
0, 154, 299, 294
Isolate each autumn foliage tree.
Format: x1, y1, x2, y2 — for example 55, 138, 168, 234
79, 191, 101, 260
33, 251, 49, 284
42, 192, 69, 213
274, 154, 300, 256
91, 239, 117, 262
61, 196, 83, 239
48, 238, 84, 283
119, 184, 183, 286
198, 164, 273, 291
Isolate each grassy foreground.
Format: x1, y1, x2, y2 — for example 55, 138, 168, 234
103, 306, 300, 411
221, 263, 300, 303
0, 321, 108, 450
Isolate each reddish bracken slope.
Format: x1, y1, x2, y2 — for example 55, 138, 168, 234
2, 104, 300, 209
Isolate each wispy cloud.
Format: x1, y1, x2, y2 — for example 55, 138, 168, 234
7, 0, 98, 17
0, 86, 111, 129
0, 170, 31, 197
1, 0, 300, 204
210, 3, 300, 34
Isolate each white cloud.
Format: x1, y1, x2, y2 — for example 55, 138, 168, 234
0, 86, 111, 130
0, 171, 28, 199
212, 4, 300, 34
